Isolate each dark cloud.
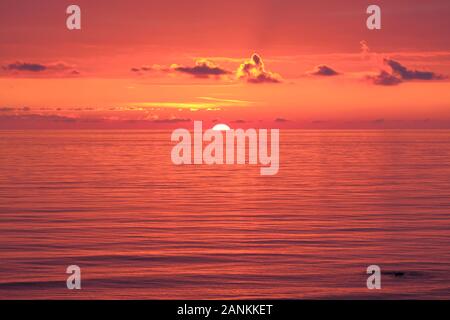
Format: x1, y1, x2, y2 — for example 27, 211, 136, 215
4, 62, 47, 72
131, 61, 229, 78
369, 59, 445, 86
237, 53, 282, 84
131, 65, 168, 74
2, 61, 78, 75
274, 118, 289, 122
310, 65, 340, 76
385, 59, 444, 81
368, 70, 403, 86
173, 60, 230, 78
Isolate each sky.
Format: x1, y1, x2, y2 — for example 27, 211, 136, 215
1, 0, 450, 129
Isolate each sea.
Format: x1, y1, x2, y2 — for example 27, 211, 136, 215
0, 130, 449, 299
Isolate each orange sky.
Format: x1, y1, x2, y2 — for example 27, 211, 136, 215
1, 0, 450, 129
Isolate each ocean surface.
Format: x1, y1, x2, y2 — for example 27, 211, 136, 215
0, 130, 449, 299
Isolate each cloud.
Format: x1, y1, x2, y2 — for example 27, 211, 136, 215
0, 106, 31, 112
236, 53, 282, 83
131, 54, 282, 83
368, 70, 403, 86
369, 59, 445, 85
197, 97, 251, 105
384, 58, 444, 81
309, 65, 340, 76
274, 118, 289, 123
131, 64, 171, 73
131, 61, 230, 79
172, 60, 230, 78
360, 40, 370, 55
2, 61, 79, 76
4, 62, 47, 72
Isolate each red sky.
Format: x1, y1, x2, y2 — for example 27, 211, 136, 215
1, 0, 450, 129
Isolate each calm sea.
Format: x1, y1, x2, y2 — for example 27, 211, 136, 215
0, 130, 449, 299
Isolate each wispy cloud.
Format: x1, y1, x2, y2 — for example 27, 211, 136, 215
131, 101, 222, 110
131, 64, 171, 73
0, 113, 78, 123
0, 106, 30, 112
197, 97, 252, 105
